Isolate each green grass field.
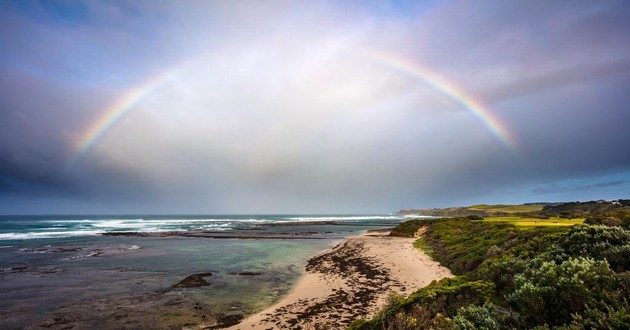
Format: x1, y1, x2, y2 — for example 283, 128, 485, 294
467, 204, 545, 213
481, 216, 584, 229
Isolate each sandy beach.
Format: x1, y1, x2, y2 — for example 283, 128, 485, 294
227, 231, 452, 330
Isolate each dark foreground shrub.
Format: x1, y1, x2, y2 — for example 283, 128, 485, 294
349, 277, 495, 330
507, 257, 620, 327
452, 303, 509, 330
546, 225, 630, 272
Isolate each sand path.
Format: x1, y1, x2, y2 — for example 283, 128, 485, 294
227, 231, 452, 330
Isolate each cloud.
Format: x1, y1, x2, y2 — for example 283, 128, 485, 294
487, 60, 630, 102
532, 175, 629, 199
1, 0, 629, 213
533, 180, 626, 195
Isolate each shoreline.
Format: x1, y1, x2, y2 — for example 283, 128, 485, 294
4, 227, 451, 329
100, 221, 396, 240
226, 230, 452, 329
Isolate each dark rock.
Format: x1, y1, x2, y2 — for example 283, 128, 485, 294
40, 315, 76, 327
203, 314, 244, 329
10, 266, 28, 272
229, 271, 262, 276
171, 272, 213, 288
101, 230, 328, 239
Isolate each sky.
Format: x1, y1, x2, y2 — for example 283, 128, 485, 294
1, 0, 629, 214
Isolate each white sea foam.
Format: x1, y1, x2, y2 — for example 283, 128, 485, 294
0, 230, 104, 240
401, 214, 434, 218
138, 218, 267, 223
0, 215, 409, 240
45, 219, 99, 223
90, 220, 143, 228
286, 215, 404, 221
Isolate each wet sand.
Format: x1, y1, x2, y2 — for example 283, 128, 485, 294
227, 231, 452, 329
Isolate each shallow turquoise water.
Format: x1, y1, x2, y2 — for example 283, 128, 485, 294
0, 215, 416, 328
0, 235, 335, 328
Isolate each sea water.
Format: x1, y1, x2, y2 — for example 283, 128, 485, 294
0, 214, 416, 328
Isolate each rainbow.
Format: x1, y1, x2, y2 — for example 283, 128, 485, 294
66, 69, 179, 169
68, 52, 516, 169
366, 51, 517, 150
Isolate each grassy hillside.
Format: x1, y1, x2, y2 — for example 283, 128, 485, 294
350, 206, 630, 329
399, 200, 630, 220
399, 203, 546, 217
467, 204, 545, 213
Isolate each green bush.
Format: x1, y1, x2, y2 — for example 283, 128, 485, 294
422, 219, 519, 275
349, 277, 496, 330
560, 304, 630, 329
474, 255, 527, 293
351, 219, 630, 330
507, 257, 619, 326
584, 209, 630, 229
390, 219, 435, 237
545, 225, 630, 272
452, 303, 507, 330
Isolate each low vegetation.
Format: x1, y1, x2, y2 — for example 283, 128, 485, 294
400, 199, 630, 222
536, 200, 630, 220
350, 200, 630, 330
398, 204, 547, 217
481, 216, 584, 229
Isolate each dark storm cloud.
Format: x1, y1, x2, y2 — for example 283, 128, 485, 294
533, 180, 627, 195
0, 65, 166, 209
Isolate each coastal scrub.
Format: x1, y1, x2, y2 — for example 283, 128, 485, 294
349, 215, 630, 330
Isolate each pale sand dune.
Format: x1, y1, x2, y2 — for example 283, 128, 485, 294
227, 231, 452, 330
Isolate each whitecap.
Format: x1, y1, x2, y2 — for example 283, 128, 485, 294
286, 215, 404, 221
0, 230, 104, 240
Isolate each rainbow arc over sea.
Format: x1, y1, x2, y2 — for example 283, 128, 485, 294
66, 69, 179, 169
366, 51, 516, 151
67, 52, 516, 169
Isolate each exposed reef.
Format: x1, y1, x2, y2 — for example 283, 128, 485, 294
172, 272, 214, 288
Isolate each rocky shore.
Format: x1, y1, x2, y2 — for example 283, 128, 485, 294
102, 230, 329, 239
10, 230, 450, 330
228, 231, 452, 329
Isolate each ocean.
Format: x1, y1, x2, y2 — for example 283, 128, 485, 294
0, 214, 417, 329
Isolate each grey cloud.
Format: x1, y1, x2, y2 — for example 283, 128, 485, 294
1, 1, 630, 213
488, 60, 630, 103
533, 180, 627, 195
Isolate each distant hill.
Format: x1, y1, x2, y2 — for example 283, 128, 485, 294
398, 203, 546, 217
539, 199, 630, 218
399, 199, 630, 218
